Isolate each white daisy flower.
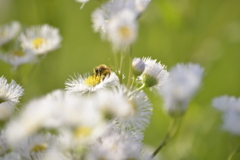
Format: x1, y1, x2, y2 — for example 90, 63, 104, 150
107, 9, 138, 50
212, 96, 240, 135
0, 48, 36, 70
19, 24, 62, 55
96, 85, 152, 131
5, 89, 105, 145
0, 21, 21, 47
65, 71, 119, 96
141, 57, 169, 88
59, 122, 106, 147
91, 0, 151, 46
86, 129, 143, 160
5, 91, 57, 145
91, 0, 151, 34
15, 133, 56, 160
55, 96, 106, 146
159, 63, 204, 117
0, 76, 24, 105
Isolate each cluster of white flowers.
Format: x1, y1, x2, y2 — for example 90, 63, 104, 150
0, 0, 208, 159
0, 22, 62, 70
91, 0, 151, 51
212, 96, 240, 135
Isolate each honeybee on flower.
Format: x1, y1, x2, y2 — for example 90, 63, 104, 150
65, 64, 119, 96
93, 64, 111, 80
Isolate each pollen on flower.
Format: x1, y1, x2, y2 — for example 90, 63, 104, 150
128, 100, 137, 115
32, 37, 46, 49
74, 126, 92, 139
0, 31, 6, 37
118, 26, 131, 39
12, 50, 25, 57
84, 75, 102, 87
31, 143, 48, 153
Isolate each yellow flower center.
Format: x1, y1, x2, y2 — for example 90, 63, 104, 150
11, 50, 25, 57
32, 37, 46, 49
128, 100, 137, 114
0, 31, 6, 37
118, 26, 131, 39
84, 75, 102, 87
74, 126, 92, 139
31, 143, 48, 153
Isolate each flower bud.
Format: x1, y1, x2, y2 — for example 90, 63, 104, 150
132, 57, 145, 76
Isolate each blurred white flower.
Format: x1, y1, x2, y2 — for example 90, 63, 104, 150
0, 76, 24, 105
40, 148, 71, 160
141, 57, 169, 88
0, 131, 8, 156
5, 89, 107, 146
0, 48, 36, 70
0, 152, 21, 160
65, 71, 119, 96
221, 110, 240, 136
107, 9, 138, 50
104, 123, 144, 142
132, 57, 145, 76
15, 133, 56, 160
19, 24, 62, 55
212, 95, 240, 112
92, 0, 151, 34
5, 90, 66, 145
96, 85, 152, 131
91, 0, 151, 50
86, 129, 143, 160
212, 96, 240, 135
0, 102, 15, 121
160, 63, 204, 117
0, 21, 21, 47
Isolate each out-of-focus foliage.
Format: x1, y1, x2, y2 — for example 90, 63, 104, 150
0, 0, 240, 159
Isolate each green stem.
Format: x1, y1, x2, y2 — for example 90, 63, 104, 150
11, 66, 22, 84
227, 138, 240, 160
135, 84, 145, 92
152, 118, 182, 158
114, 53, 118, 72
227, 150, 239, 160
119, 52, 125, 84
131, 76, 136, 89
23, 62, 39, 85
127, 46, 133, 88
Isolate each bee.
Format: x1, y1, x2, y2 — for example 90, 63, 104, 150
93, 64, 111, 80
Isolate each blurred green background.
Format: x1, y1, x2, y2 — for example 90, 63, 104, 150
1, 0, 240, 159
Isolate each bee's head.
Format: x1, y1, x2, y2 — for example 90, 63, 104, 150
94, 68, 99, 74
